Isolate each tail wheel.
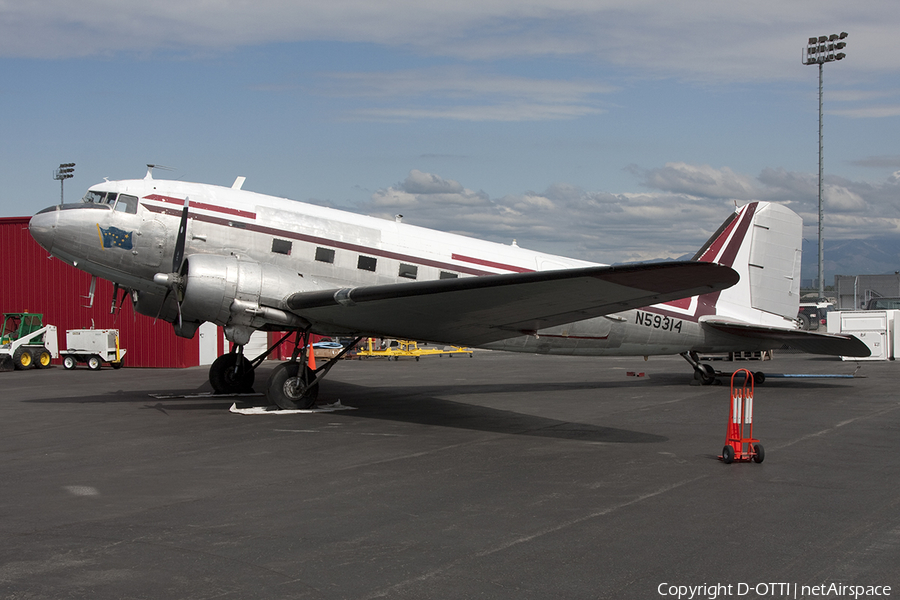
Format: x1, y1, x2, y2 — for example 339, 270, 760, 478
695, 363, 716, 385
13, 348, 33, 370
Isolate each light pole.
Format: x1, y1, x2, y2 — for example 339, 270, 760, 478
803, 32, 847, 301
54, 162, 75, 206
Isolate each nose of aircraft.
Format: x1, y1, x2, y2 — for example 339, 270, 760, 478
29, 206, 59, 252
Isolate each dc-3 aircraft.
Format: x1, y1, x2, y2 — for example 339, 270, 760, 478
29, 167, 868, 409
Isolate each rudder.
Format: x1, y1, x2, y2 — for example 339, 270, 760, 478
695, 202, 802, 323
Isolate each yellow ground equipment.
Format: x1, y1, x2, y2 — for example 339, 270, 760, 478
356, 338, 473, 361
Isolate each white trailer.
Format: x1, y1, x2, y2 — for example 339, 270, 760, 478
60, 329, 126, 370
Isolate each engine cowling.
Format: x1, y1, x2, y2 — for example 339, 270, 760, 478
139, 254, 319, 342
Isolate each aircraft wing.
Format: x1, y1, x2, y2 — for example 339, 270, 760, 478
285, 261, 738, 346
700, 317, 871, 357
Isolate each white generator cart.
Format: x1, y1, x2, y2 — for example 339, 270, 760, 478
60, 329, 127, 370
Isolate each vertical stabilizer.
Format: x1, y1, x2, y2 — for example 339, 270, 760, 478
695, 202, 802, 325
746, 205, 802, 318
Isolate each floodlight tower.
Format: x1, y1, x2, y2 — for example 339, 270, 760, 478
54, 162, 75, 206
803, 32, 847, 301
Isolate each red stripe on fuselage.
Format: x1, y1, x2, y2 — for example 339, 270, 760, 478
142, 194, 257, 220
451, 253, 534, 273
140, 202, 497, 277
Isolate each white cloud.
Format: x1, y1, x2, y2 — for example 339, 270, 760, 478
359, 166, 900, 264
636, 163, 760, 201
829, 105, 900, 119
320, 68, 614, 122
4, 0, 899, 82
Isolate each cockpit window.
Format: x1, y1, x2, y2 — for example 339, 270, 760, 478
114, 194, 138, 214
82, 190, 118, 205
83, 191, 105, 204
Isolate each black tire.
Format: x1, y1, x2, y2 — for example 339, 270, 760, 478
63, 355, 78, 370
722, 445, 735, 464
697, 363, 716, 385
266, 362, 319, 410
110, 359, 124, 369
12, 347, 33, 370
87, 355, 102, 371
753, 443, 765, 464
209, 353, 255, 394
798, 314, 811, 330
35, 348, 52, 369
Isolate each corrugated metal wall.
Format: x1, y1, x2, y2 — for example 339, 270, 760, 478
0, 216, 203, 368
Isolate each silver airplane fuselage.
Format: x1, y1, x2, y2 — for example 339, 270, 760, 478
28, 174, 794, 360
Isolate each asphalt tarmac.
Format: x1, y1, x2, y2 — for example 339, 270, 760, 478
1, 350, 898, 600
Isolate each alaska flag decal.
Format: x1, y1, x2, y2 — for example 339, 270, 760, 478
97, 224, 133, 250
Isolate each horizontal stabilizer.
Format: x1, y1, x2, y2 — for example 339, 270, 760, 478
286, 261, 739, 346
701, 318, 871, 357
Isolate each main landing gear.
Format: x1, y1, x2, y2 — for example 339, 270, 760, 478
208, 331, 363, 410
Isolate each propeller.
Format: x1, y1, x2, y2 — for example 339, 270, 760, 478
153, 198, 190, 326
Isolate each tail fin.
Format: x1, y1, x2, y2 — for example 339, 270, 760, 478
695, 202, 802, 325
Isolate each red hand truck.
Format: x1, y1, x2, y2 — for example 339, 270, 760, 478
720, 368, 765, 464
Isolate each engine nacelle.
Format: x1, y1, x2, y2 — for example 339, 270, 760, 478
138, 255, 319, 343
178, 255, 313, 332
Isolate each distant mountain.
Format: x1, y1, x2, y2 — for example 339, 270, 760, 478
631, 237, 900, 288
802, 237, 900, 286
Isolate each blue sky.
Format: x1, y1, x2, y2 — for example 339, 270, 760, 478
2, 1, 899, 279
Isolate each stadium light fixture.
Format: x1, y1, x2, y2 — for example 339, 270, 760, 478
803, 32, 848, 300
54, 162, 75, 206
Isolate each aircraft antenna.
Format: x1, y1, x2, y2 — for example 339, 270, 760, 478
145, 164, 176, 180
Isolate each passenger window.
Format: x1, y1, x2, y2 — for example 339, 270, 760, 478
114, 194, 138, 214
399, 264, 418, 279
357, 256, 377, 272
272, 239, 292, 255
440, 271, 459, 279
315, 247, 335, 264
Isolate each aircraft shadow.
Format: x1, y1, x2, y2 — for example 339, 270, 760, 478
321, 380, 667, 444
24, 379, 667, 444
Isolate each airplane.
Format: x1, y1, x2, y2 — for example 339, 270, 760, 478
28, 166, 869, 409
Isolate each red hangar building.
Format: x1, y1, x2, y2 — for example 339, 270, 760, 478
0, 216, 281, 368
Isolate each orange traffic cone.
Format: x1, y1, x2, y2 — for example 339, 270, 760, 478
307, 344, 317, 371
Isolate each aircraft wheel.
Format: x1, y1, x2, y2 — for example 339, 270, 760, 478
209, 353, 255, 394
752, 443, 765, 464
87, 355, 102, 370
63, 355, 78, 370
695, 363, 716, 385
13, 348, 33, 370
722, 445, 735, 464
35, 348, 52, 368
266, 362, 319, 410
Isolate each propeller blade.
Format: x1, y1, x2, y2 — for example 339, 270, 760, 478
172, 198, 189, 272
